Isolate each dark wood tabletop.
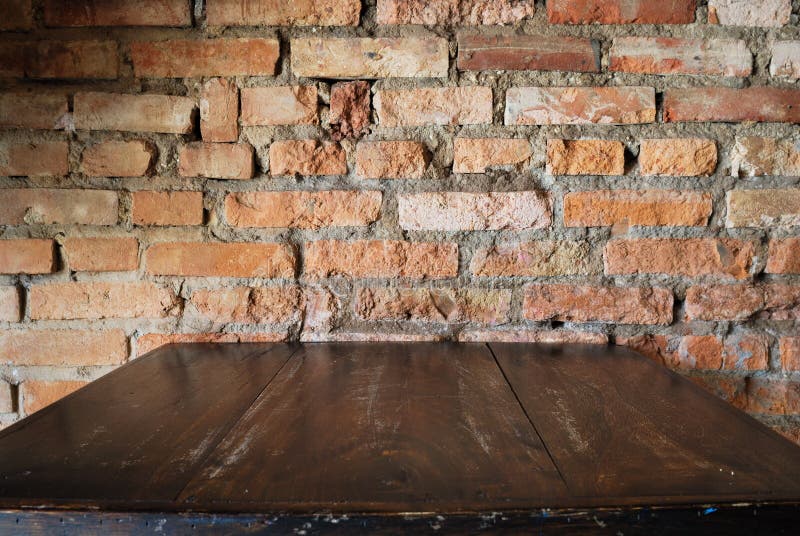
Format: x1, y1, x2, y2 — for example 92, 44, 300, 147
0, 342, 799, 534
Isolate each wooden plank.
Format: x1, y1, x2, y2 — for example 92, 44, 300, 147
490, 343, 800, 504
0, 343, 296, 507
179, 342, 569, 512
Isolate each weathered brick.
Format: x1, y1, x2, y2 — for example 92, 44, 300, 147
505, 86, 655, 125
0, 329, 127, 366
767, 238, 800, 274
458, 329, 607, 344
356, 141, 427, 179
131, 38, 279, 78
240, 86, 317, 126
0, 189, 118, 225
746, 379, 800, 415
132, 191, 204, 226
146, 242, 296, 278
771, 41, 800, 79
639, 138, 717, 176
730, 137, 800, 177
74, 92, 195, 134
470, 241, 598, 276
226, 191, 381, 229
685, 284, 800, 321
304, 240, 458, 279
81, 140, 155, 177
457, 34, 598, 72
690, 376, 748, 409
548, 0, 696, 24
269, 140, 346, 176
178, 143, 254, 180
708, 0, 790, 27
398, 192, 551, 231
546, 139, 625, 175
610, 37, 751, 76
136, 332, 287, 356
726, 189, 800, 227
291, 38, 448, 79
0, 0, 33, 31
0, 140, 68, 177
23, 381, 87, 414
377, 0, 535, 25
523, 284, 673, 325
605, 238, 753, 279
63, 237, 139, 272
44, 0, 190, 26
781, 337, 800, 371
29, 282, 176, 320
619, 332, 768, 371
207, 0, 360, 26
0, 239, 54, 274
663, 88, 800, 123
375, 87, 492, 127
189, 286, 303, 324
330, 81, 370, 140
201, 79, 239, 142
0, 94, 67, 129
564, 190, 712, 227
453, 138, 531, 173
27, 41, 119, 79
355, 287, 511, 324
0, 287, 20, 322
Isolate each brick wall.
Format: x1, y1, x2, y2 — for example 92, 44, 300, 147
0, 0, 798, 441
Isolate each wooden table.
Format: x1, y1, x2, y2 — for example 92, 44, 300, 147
0, 342, 799, 534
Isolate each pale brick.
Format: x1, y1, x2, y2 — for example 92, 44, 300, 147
0, 140, 68, 177
663, 88, 800, 123
470, 241, 598, 277
378, 0, 535, 25
0, 189, 118, 225
457, 34, 598, 72
178, 143, 254, 180
726, 189, 800, 227
201, 78, 239, 142
610, 37, 751, 76
0, 239, 55, 274
132, 191, 204, 226
44, 0, 191, 27
730, 137, 800, 177
453, 138, 531, 173
132, 38, 278, 78
136, 332, 286, 356
146, 242, 296, 278
207, 0, 360, 26
771, 41, 800, 79
355, 287, 511, 324
767, 238, 800, 274
23, 381, 87, 415
685, 284, 800, 321
564, 190, 712, 227
28, 40, 119, 79
548, 0, 696, 24
355, 141, 427, 179
781, 337, 800, 371
63, 237, 139, 272
0, 94, 67, 129
505, 86, 655, 125
0, 330, 127, 366
0, 287, 20, 322
639, 138, 717, 177
269, 140, 346, 176
375, 87, 492, 127
240, 86, 317, 126
458, 329, 607, 344
546, 139, 624, 175
708, 0, 790, 27
81, 140, 155, 177
189, 286, 303, 324
29, 282, 176, 320
74, 92, 195, 134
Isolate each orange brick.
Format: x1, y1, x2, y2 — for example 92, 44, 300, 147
355, 141, 427, 179
610, 37, 751, 76
0, 329, 127, 366
0, 287, 20, 322
189, 286, 303, 324
664, 87, 800, 123
29, 282, 176, 320
377, 0, 535, 25
0, 93, 67, 129
240, 86, 318, 126
304, 240, 458, 279
0, 140, 68, 177
639, 138, 717, 176
781, 337, 800, 371
63, 237, 139, 272
546, 139, 624, 175
506, 86, 655, 125
746, 379, 800, 415
330, 81, 370, 139
136, 332, 286, 356
146, 242, 296, 278
269, 140, 346, 176
74, 92, 195, 134
685, 284, 800, 321
201, 78, 239, 142
375, 87, 493, 127
132, 191, 204, 226
355, 287, 511, 324
81, 140, 155, 177
470, 241, 598, 276
564, 190, 712, 227
23, 380, 88, 414
619, 333, 768, 371
767, 238, 800, 274
453, 138, 531, 174
0, 189, 118, 225
207, 0, 360, 26
548, 0, 696, 24
0, 239, 55, 274
27, 40, 119, 79
178, 143, 254, 179
43, 0, 191, 27
457, 34, 597, 72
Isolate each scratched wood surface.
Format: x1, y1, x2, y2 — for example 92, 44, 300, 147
0, 342, 798, 515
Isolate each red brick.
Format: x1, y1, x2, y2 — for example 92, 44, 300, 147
291, 37, 448, 78
663, 87, 800, 123
178, 143, 254, 180
689, 376, 747, 409
458, 329, 607, 344
136, 332, 286, 356
355, 141, 427, 179
225, 191, 381, 229
771, 41, 800, 79
44, 0, 191, 27
132, 191, 204, 227
564, 190, 712, 227
453, 138, 531, 174
619, 333, 768, 371
377, 0, 535, 25
304, 240, 458, 279
0, 0, 33, 31
0, 189, 118, 225
330, 81, 370, 140
767, 238, 800, 274
0, 287, 20, 322
746, 379, 800, 415
604, 238, 753, 279
355, 287, 511, 324
730, 137, 800, 177
188, 286, 303, 324
27, 41, 119, 79
610, 37, 751, 76
207, 0, 360, 26
457, 35, 598, 72
74, 92, 195, 134
269, 140, 346, 176
29, 282, 176, 320
23, 380, 88, 414
0, 329, 127, 366
0, 93, 67, 129
81, 140, 155, 177
685, 284, 800, 321
726, 189, 800, 228
505, 86, 655, 125
375, 87, 493, 127
546, 139, 625, 175
131, 39, 279, 78
63, 237, 139, 272
548, 0, 696, 24
708, 0, 790, 27
146, 242, 295, 278
397, 192, 551, 231
781, 337, 800, 371
0, 239, 54, 274
639, 138, 717, 176
0, 140, 68, 177
240, 86, 317, 126
523, 284, 673, 325
200, 79, 239, 142
470, 241, 598, 276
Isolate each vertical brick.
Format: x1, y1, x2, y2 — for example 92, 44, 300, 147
131, 39, 279, 78
546, 139, 625, 175
178, 143, 254, 180
355, 141, 427, 179
0, 330, 127, 366
74, 92, 195, 134
781, 337, 800, 371
0, 287, 20, 322
240, 86, 318, 126
726, 189, 800, 228
44, 0, 191, 27
355, 287, 511, 324
0, 189, 118, 225
453, 138, 531, 173
610, 37, 751, 77
730, 137, 800, 177
470, 241, 598, 277
200, 78, 239, 142
29, 282, 176, 320
269, 140, 347, 176
27, 41, 119, 79
0, 140, 68, 177
132, 191, 204, 226
663, 88, 800, 123
63, 237, 139, 272
767, 238, 800, 274
564, 190, 712, 227
505, 86, 656, 125
207, 0, 360, 26
548, 0, 696, 24
377, 0, 535, 25
330, 81, 370, 140
708, 0, 790, 27
0, 94, 67, 129
146, 242, 296, 278
0, 239, 55, 274
0, 0, 33, 31
81, 140, 155, 177
23, 381, 87, 414
639, 138, 717, 176
375, 87, 492, 127
771, 41, 800, 79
